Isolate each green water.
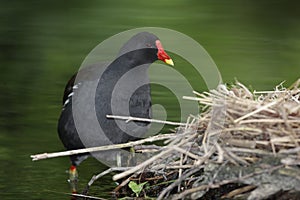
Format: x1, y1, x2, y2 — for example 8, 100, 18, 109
1, 0, 300, 199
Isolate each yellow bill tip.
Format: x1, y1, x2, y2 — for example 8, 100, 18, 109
164, 59, 174, 66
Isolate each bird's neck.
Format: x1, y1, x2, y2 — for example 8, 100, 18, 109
115, 48, 157, 70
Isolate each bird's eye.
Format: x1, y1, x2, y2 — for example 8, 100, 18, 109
146, 43, 152, 47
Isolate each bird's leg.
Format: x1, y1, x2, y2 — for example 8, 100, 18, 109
128, 147, 137, 166
68, 165, 78, 193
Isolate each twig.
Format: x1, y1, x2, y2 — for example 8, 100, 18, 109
254, 90, 286, 94
221, 185, 257, 199
83, 167, 131, 194
177, 153, 183, 193
112, 133, 198, 181
157, 146, 216, 200
239, 119, 300, 124
182, 96, 202, 101
225, 147, 274, 156
172, 146, 202, 161
69, 193, 107, 200
234, 99, 282, 123
113, 176, 132, 193
236, 81, 253, 98
30, 133, 176, 161
112, 147, 173, 181
172, 164, 284, 200
279, 146, 300, 154
106, 115, 186, 126
158, 167, 203, 200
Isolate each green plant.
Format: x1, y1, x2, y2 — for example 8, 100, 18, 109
128, 181, 148, 197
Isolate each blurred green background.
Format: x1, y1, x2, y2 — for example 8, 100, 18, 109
0, 0, 299, 199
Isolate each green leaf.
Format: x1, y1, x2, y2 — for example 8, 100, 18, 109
128, 181, 148, 197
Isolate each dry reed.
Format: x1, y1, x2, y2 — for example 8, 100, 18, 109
113, 79, 300, 200
31, 79, 300, 199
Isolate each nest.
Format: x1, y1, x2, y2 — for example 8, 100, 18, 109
31, 79, 300, 199
113, 79, 300, 200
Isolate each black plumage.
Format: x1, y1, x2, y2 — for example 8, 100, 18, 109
58, 32, 173, 170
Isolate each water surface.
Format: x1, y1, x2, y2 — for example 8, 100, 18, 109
0, 0, 299, 199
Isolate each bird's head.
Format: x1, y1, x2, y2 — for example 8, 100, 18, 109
118, 32, 174, 66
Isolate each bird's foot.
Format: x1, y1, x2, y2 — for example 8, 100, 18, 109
68, 165, 78, 193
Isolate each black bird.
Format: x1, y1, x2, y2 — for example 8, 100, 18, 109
57, 32, 174, 191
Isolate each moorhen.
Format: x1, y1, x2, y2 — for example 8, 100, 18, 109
57, 32, 174, 191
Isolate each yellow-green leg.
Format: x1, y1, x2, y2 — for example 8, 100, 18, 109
68, 165, 78, 193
